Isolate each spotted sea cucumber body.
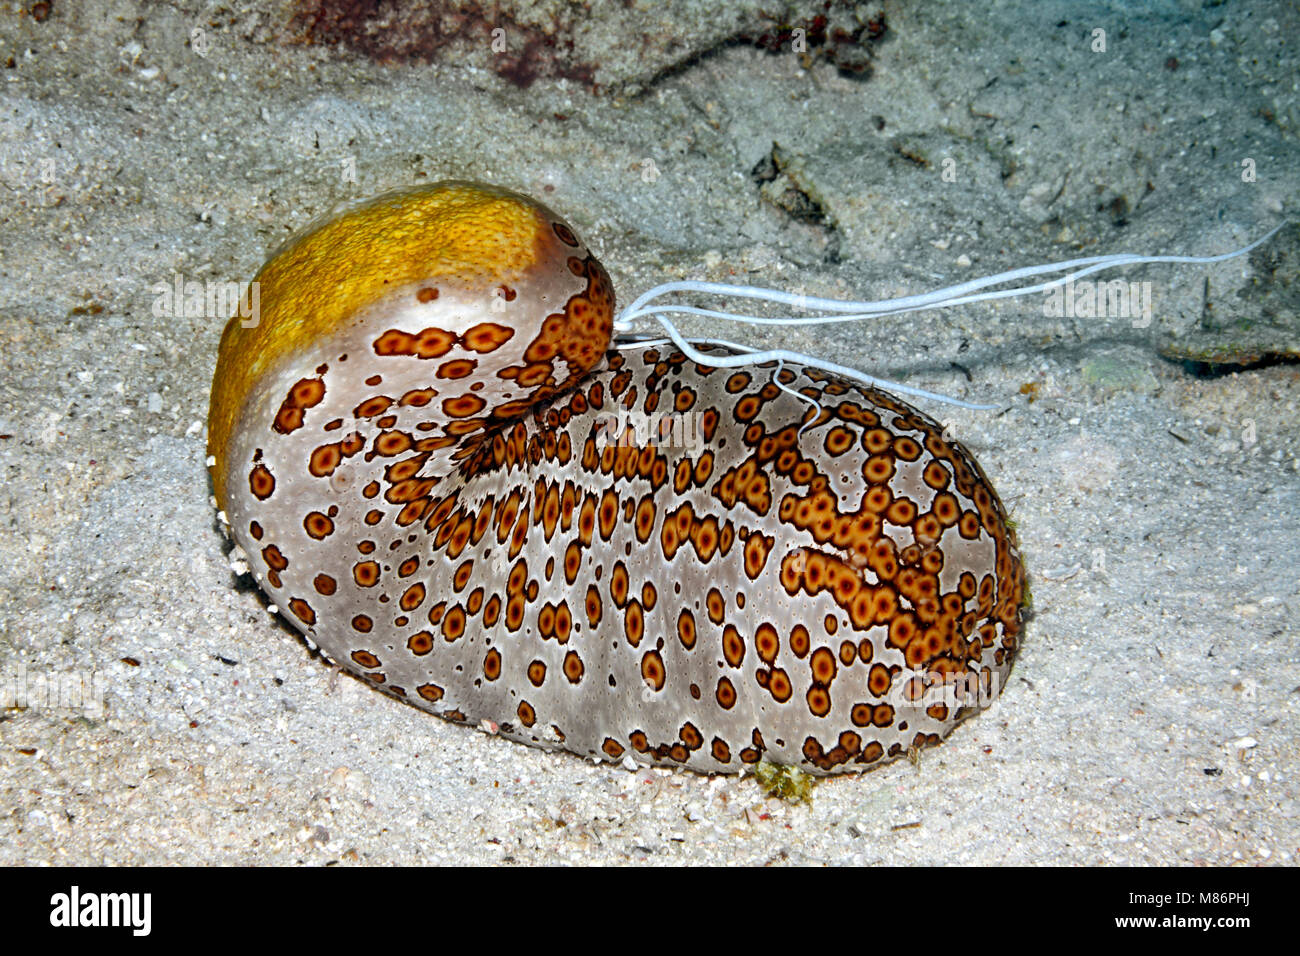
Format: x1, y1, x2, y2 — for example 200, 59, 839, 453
208, 181, 1025, 774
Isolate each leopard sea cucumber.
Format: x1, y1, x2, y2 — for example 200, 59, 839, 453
207, 181, 1025, 774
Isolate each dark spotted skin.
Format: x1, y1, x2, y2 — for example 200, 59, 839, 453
226, 350, 1024, 773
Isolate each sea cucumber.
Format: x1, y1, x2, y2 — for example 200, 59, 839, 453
207, 180, 1025, 774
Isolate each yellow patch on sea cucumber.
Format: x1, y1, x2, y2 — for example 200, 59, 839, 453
208, 181, 552, 502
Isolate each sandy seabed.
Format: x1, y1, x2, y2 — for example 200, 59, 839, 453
0, 0, 1296, 865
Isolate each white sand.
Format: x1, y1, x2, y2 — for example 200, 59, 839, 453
1, 0, 1296, 864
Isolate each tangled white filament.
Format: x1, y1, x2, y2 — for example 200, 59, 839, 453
614, 223, 1286, 417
